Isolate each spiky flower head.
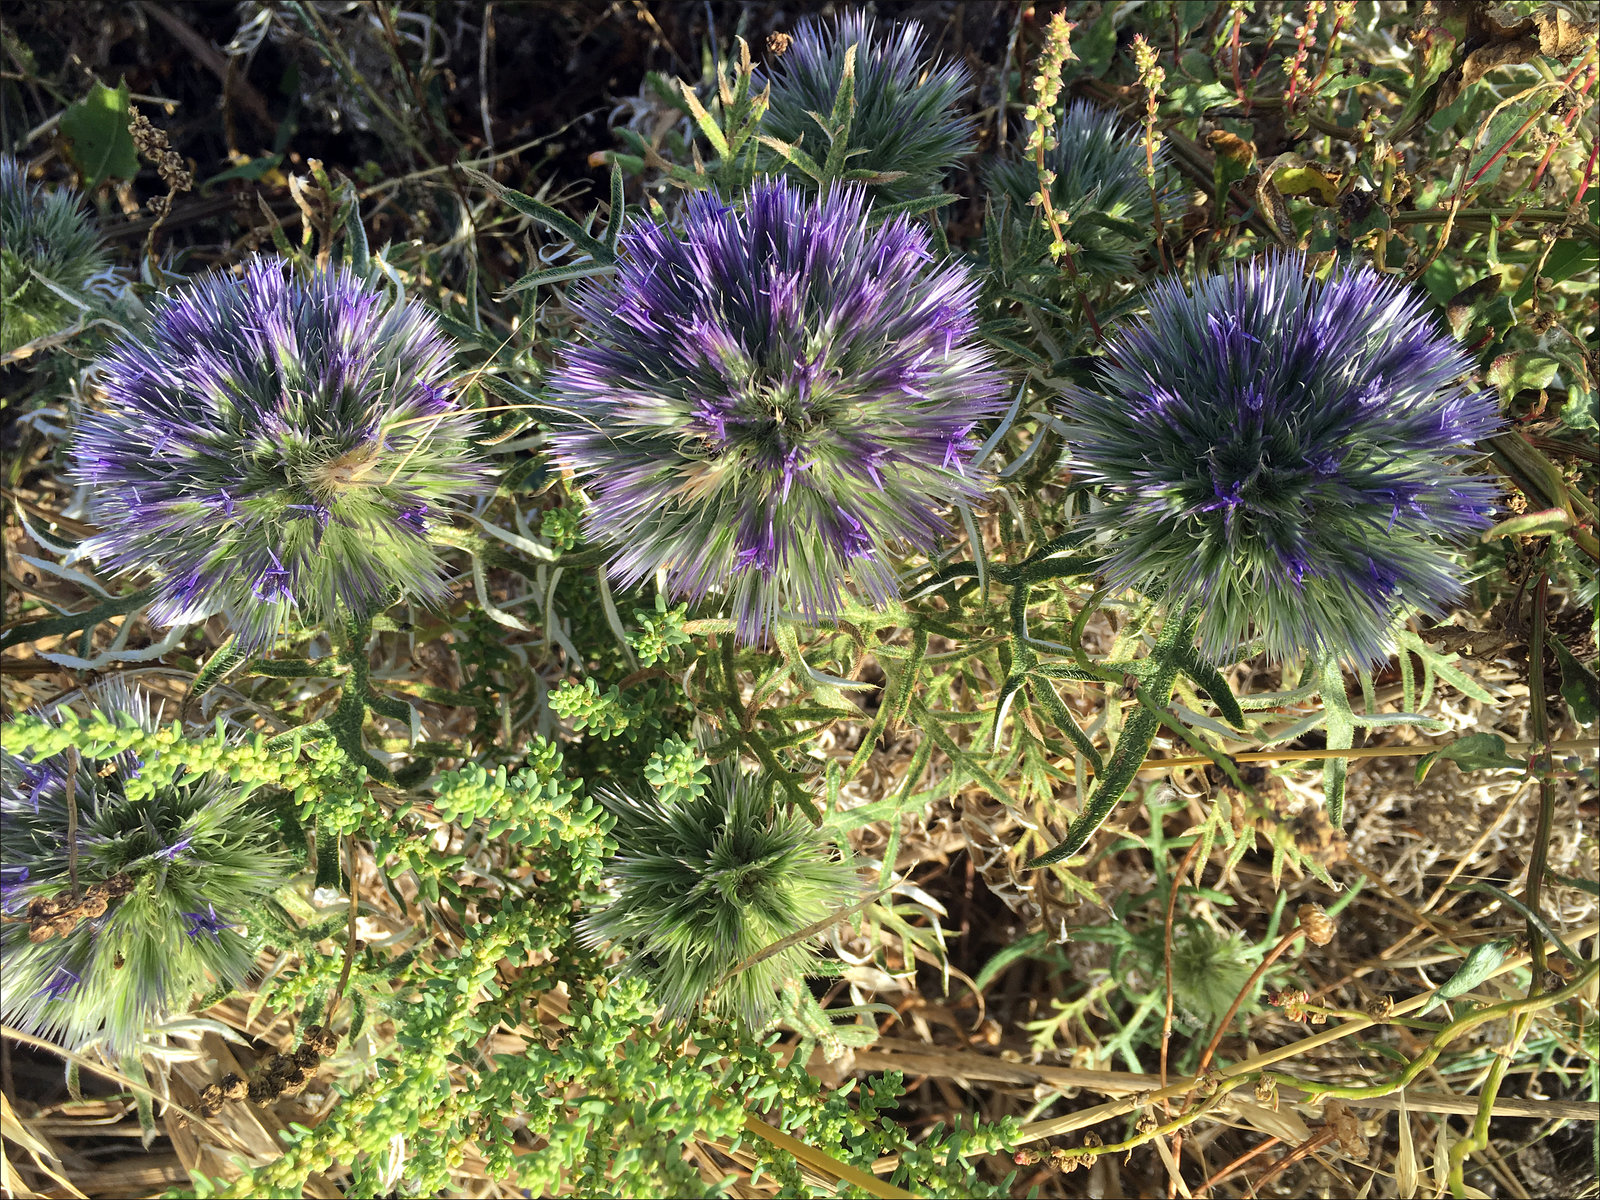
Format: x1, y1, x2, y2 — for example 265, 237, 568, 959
72, 256, 492, 651
1128, 920, 1261, 1030
548, 179, 1006, 641
1, 684, 290, 1058
987, 98, 1180, 277
1059, 255, 1499, 665
1, 153, 112, 354
579, 759, 857, 1029
760, 12, 975, 202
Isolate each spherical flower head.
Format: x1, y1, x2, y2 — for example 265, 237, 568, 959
72, 256, 494, 651
986, 99, 1181, 277
548, 179, 1007, 641
1059, 255, 1499, 665
1, 683, 291, 1058
579, 760, 857, 1029
1, 154, 111, 354
760, 12, 975, 202
1132, 922, 1261, 1030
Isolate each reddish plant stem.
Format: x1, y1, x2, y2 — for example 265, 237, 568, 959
1193, 923, 1307, 1081
1196, 1135, 1283, 1194
1228, 11, 1246, 109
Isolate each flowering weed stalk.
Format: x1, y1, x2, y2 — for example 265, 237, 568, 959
989, 98, 1180, 279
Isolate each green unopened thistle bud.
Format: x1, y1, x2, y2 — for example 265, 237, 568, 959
1, 154, 112, 355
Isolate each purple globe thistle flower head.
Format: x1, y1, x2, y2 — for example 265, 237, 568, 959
1059, 255, 1500, 666
0, 683, 290, 1059
760, 12, 975, 202
72, 256, 493, 651
547, 179, 1007, 641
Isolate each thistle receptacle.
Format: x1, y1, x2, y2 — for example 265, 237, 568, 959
759, 11, 975, 201
579, 759, 857, 1029
1, 153, 113, 354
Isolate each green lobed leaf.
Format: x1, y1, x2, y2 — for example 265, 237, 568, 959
1414, 732, 1521, 783
1551, 639, 1600, 726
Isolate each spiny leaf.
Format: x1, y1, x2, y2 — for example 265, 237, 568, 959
1176, 643, 1248, 730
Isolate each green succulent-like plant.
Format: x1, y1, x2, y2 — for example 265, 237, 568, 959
579, 757, 858, 1029
0, 154, 112, 354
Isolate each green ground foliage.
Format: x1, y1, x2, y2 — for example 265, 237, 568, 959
0, 2, 1595, 1198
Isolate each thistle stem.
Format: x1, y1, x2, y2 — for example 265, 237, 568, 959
327, 609, 392, 783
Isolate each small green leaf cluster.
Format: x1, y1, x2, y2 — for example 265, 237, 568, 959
4, 706, 365, 828
426, 742, 608, 850
631, 594, 693, 666
642, 735, 710, 807
549, 676, 647, 742
538, 504, 582, 551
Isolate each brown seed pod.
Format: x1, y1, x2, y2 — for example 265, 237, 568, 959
1298, 902, 1336, 946
277, 1068, 310, 1098
198, 1083, 226, 1117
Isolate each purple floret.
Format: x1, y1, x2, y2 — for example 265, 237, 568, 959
1059, 255, 1500, 665
73, 257, 493, 650
547, 179, 1007, 641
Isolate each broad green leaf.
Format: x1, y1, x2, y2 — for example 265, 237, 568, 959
1512, 238, 1598, 305
1551, 638, 1599, 726
1435, 938, 1514, 1002
1414, 732, 1520, 783
1465, 94, 1548, 191
60, 79, 139, 189
1487, 351, 1560, 398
